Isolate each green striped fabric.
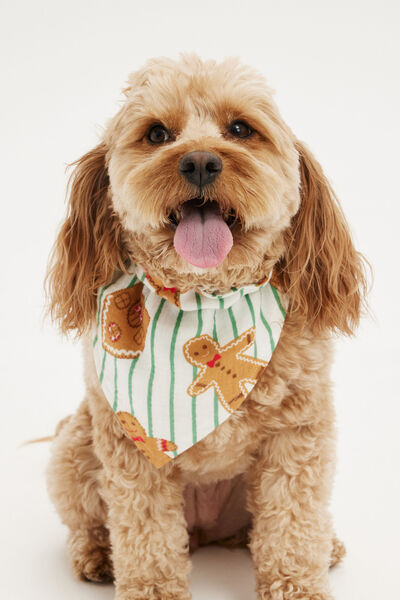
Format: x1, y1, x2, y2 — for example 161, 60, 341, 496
169, 310, 183, 456
191, 293, 203, 445
128, 357, 139, 415
146, 298, 166, 437
92, 265, 287, 468
212, 309, 219, 428
245, 294, 257, 357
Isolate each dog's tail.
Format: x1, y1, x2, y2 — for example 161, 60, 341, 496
22, 415, 72, 446
24, 435, 55, 444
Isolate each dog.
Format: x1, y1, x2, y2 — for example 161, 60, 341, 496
46, 55, 367, 600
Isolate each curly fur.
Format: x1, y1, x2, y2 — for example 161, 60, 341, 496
46, 55, 367, 600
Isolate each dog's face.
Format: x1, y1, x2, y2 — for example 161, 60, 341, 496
47, 55, 366, 336
105, 56, 300, 288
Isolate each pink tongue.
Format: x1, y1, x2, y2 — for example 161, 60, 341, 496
173, 202, 233, 269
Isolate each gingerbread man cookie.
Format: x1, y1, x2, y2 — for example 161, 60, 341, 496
183, 327, 268, 413
145, 272, 181, 307
116, 411, 177, 468
101, 283, 150, 358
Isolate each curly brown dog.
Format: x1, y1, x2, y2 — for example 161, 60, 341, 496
46, 55, 365, 599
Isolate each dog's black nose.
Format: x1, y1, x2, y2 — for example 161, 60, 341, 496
179, 151, 222, 187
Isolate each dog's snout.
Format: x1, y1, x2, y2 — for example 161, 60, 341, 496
179, 151, 222, 187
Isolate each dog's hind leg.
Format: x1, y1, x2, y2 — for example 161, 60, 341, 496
46, 399, 113, 582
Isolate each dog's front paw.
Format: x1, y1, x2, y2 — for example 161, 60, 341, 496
258, 580, 333, 600
117, 596, 190, 600
115, 581, 191, 600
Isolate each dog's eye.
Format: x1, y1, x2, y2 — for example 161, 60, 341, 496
228, 120, 253, 139
147, 124, 170, 144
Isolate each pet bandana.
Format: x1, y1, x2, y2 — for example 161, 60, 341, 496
92, 264, 287, 468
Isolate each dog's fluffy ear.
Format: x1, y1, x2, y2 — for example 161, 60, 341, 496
46, 142, 127, 336
276, 140, 368, 336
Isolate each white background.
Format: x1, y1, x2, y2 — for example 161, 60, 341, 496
1, 1, 399, 599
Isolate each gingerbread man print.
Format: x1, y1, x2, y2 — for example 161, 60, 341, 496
183, 327, 268, 413
145, 272, 181, 307
101, 283, 150, 359
116, 412, 177, 468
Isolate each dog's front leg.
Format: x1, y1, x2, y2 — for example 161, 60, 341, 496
247, 421, 335, 600
98, 433, 191, 600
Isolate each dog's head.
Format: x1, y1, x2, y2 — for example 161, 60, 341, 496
105, 56, 300, 278
47, 55, 367, 336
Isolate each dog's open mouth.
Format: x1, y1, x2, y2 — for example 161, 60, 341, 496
169, 199, 234, 269
168, 199, 236, 229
